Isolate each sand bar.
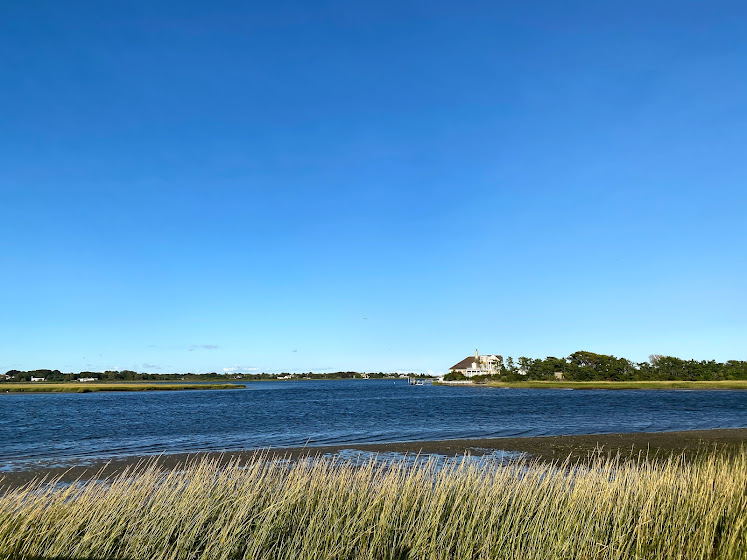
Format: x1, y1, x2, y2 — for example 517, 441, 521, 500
2, 428, 745, 489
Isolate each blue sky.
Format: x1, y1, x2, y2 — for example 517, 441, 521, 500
1, 1, 745, 374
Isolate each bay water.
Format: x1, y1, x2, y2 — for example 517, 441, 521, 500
1, 380, 746, 470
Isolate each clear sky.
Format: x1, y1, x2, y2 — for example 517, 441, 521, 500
1, 1, 745, 374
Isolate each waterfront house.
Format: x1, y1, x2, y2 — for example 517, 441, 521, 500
450, 350, 502, 377
79, 377, 98, 382
30, 376, 46, 382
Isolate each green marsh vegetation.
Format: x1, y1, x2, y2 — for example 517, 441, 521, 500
479, 380, 747, 390
1, 450, 745, 559
0, 382, 244, 393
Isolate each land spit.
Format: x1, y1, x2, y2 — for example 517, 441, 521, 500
0, 382, 244, 393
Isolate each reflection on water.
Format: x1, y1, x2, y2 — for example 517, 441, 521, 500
322, 448, 526, 468
0, 448, 527, 476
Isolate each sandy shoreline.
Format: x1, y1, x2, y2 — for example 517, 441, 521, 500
2, 428, 745, 488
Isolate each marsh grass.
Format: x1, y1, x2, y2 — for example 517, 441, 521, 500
0, 383, 243, 393
480, 380, 747, 390
1, 450, 745, 559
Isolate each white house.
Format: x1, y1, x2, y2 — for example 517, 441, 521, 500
30, 376, 46, 382
450, 350, 502, 377
79, 377, 98, 382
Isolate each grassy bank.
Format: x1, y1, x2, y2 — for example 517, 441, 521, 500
452, 380, 747, 390
1, 452, 745, 559
0, 382, 244, 393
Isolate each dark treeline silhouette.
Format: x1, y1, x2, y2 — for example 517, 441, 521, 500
1, 370, 421, 382
445, 351, 747, 382
3, 369, 230, 382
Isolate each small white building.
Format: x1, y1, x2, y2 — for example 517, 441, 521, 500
79, 377, 98, 382
30, 376, 46, 382
450, 350, 502, 377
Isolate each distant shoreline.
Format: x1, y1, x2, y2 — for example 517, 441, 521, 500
0, 382, 244, 393
2, 428, 744, 488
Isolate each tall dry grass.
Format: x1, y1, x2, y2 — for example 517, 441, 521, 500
0, 450, 745, 559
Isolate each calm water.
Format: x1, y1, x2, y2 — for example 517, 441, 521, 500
1, 380, 746, 469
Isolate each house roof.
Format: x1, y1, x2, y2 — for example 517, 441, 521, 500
450, 354, 503, 370
450, 357, 475, 370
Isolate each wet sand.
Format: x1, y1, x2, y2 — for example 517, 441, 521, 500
2, 428, 745, 488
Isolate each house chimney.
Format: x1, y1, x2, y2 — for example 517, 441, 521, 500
475, 349, 479, 360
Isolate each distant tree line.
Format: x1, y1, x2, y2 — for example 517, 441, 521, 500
1, 370, 424, 382
445, 351, 747, 382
